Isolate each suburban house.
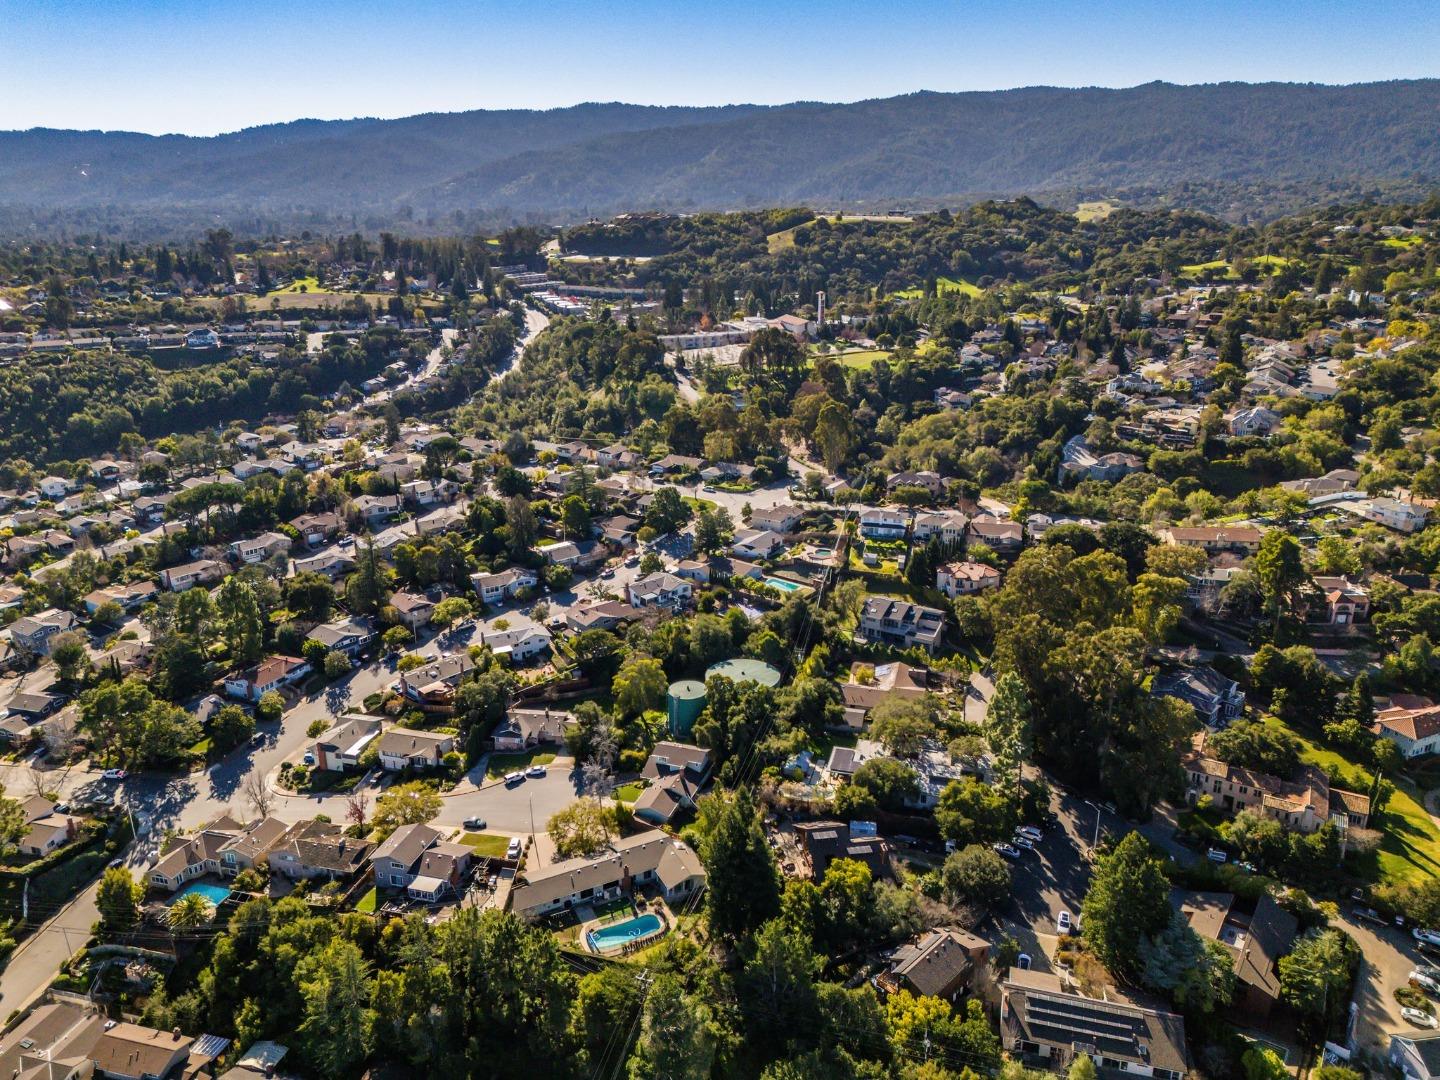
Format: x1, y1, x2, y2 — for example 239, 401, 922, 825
858, 507, 908, 540
1057, 435, 1145, 484
628, 572, 693, 610
19, 796, 81, 856
886, 469, 946, 497
289, 512, 343, 546
160, 558, 227, 592
1391, 1030, 1440, 1080
1000, 967, 1189, 1080
313, 714, 383, 771
389, 590, 437, 630
82, 581, 158, 615
229, 531, 292, 564
731, 528, 785, 560
472, 566, 538, 606
566, 599, 643, 633
292, 551, 356, 580
409, 840, 475, 902
307, 616, 374, 657
1151, 665, 1245, 728
859, 597, 946, 653
1307, 576, 1370, 624
508, 831, 705, 919
841, 661, 932, 717
747, 504, 804, 534
352, 493, 404, 526
370, 822, 444, 890
937, 560, 1003, 598
792, 820, 889, 882
1345, 496, 1431, 534
91, 1021, 202, 1080
1182, 731, 1371, 833
1373, 697, 1440, 759
492, 707, 572, 751
475, 622, 552, 661
633, 742, 712, 826
10, 608, 81, 656
876, 928, 991, 1002
1229, 406, 1283, 436
967, 518, 1025, 553
149, 813, 257, 891
398, 653, 475, 706
1177, 891, 1296, 1020
224, 655, 310, 702
378, 726, 455, 770
1159, 526, 1264, 556
913, 510, 970, 545
266, 819, 374, 882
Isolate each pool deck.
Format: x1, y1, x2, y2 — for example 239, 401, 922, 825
576, 897, 674, 954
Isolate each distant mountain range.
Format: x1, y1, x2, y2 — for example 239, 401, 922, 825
3, 81, 1440, 229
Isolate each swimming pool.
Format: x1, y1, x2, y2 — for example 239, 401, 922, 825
810, 547, 835, 557
167, 881, 233, 906
587, 912, 664, 953
764, 577, 804, 593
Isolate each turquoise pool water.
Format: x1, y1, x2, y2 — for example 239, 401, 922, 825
168, 881, 232, 906
587, 912, 663, 952
764, 577, 803, 592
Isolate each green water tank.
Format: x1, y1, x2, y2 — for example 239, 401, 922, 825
666, 679, 707, 737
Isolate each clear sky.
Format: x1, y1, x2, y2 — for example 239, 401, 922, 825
2, 0, 1438, 136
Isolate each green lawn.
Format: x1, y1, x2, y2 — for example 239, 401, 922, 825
485, 749, 556, 779
813, 348, 889, 371
889, 276, 982, 300
354, 887, 378, 913
1384, 235, 1424, 248
614, 781, 648, 804
273, 275, 334, 295
457, 832, 513, 857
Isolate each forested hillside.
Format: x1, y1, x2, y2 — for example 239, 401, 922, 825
3, 81, 1440, 232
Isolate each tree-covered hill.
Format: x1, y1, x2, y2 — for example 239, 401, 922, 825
3, 81, 1440, 229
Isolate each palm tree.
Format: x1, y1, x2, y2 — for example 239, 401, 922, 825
167, 892, 213, 938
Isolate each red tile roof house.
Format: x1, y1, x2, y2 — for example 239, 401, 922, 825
223, 655, 310, 703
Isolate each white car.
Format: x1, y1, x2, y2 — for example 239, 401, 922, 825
1015, 825, 1043, 842
526, 764, 548, 779
1056, 911, 1073, 934
102, 768, 127, 780
506, 838, 523, 860
1411, 970, 1440, 996
1403, 1007, 1439, 1029
992, 842, 1021, 860
1011, 834, 1035, 850
1415, 928, 1440, 947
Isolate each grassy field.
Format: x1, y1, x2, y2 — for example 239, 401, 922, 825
273, 275, 333, 295
890, 276, 983, 300
1384, 235, 1424, 249
457, 832, 513, 857
1179, 255, 1295, 280
1076, 200, 1119, 222
485, 749, 556, 779
814, 348, 889, 371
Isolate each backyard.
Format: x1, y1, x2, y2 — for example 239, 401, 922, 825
457, 832, 513, 857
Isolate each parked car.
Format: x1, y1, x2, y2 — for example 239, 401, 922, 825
504, 772, 524, 787
1206, 848, 1228, 863
1011, 834, 1035, 850
506, 838, 523, 859
1402, 1007, 1439, 1029
1411, 970, 1440, 996
1355, 906, 1388, 927
1016, 952, 1032, 971
53, 803, 69, 814
992, 842, 1021, 860
302, 753, 315, 766
1415, 928, 1440, 947
102, 768, 127, 780
1015, 825, 1044, 842
463, 817, 486, 830
525, 764, 547, 778
1056, 911, 1073, 934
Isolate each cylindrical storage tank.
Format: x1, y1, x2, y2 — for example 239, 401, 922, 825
666, 679, 707, 738
703, 658, 783, 689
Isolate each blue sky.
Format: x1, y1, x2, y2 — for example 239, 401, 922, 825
2, 0, 1437, 135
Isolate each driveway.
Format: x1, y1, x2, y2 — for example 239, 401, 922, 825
1341, 913, 1427, 1055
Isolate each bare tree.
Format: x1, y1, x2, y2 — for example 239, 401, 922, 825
241, 769, 275, 818
345, 790, 370, 827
